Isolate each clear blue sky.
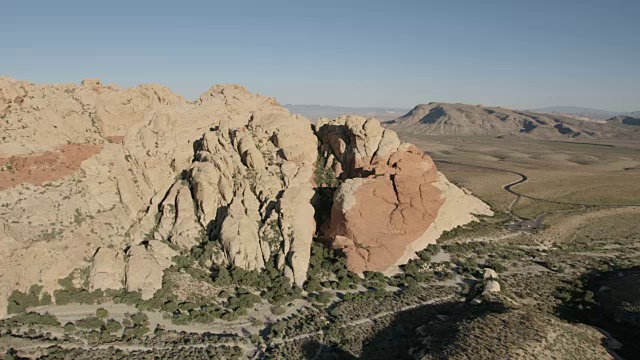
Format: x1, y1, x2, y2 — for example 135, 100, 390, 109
2, 0, 639, 111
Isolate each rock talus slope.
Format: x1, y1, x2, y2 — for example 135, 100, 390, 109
0, 77, 490, 316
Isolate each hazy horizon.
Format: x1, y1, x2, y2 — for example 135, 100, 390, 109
2, 0, 639, 111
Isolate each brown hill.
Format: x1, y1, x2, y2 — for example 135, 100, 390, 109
385, 102, 640, 140
606, 115, 640, 126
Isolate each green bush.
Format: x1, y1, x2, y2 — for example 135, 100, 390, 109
316, 291, 332, 304
96, 308, 109, 319
105, 319, 122, 333
271, 306, 286, 316
40, 292, 52, 305
123, 324, 150, 338
6, 285, 44, 313
130, 312, 149, 326
75, 316, 104, 329
9, 312, 59, 326
227, 293, 262, 310
303, 278, 323, 292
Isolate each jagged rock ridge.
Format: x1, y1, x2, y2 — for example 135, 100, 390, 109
0, 77, 490, 316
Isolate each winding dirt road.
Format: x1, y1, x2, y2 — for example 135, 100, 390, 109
434, 160, 640, 221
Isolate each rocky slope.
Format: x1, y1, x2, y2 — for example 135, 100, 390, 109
415, 309, 614, 360
0, 77, 489, 316
385, 102, 640, 140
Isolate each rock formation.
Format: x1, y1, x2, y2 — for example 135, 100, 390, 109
0, 77, 490, 317
316, 116, 492, 274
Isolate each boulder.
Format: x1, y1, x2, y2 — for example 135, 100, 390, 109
89, 247, 126, 291
125, 241, 177, 299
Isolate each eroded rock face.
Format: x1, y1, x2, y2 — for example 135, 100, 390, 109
317, 116, 492, 274
0, 76, 490, 317
0, 77, 317, 315
125, 241, 177, 299
89, 247, 125, 291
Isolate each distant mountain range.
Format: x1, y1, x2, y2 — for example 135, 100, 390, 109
284, 104, 410, 122
285, 104, 639, 123
384, 102, 640, 140
527, 106, 639, 120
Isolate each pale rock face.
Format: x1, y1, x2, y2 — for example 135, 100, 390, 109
89, 247, 126, 291
0, 77, 318, 317
219, 187, 265, 270
125, 241, 177, 299
278, 183, 316, 286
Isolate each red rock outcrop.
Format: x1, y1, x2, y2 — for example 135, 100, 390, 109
316, 116, 491, 274
0, 144, 103, 190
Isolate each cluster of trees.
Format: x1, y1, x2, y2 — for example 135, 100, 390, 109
267, 308, 327, 339
304, 242, 362, 292
63, 310, 150, 345
3, 311, 59, 327
213, 264, 303, 305
6, 285, 52, 313
53, 272, 109, 306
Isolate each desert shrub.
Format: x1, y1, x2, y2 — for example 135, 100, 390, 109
263, 275, 302, 305
485, 258, 508, 273
271, 306, 286, 316
130, 312, 149, 326
75, 316, 104, 329
172, 255, 194, 269
456, 256, 480, 276
316, 291, 333, 304
314, 153, 339, 187
416, 244, 442, 261
6, 285, 45, 313
9, 312, 59, 327
112, 290, 143, 306
172, 305, 226, 324
303, 278, 323, 292
123, 324, 150, 339
96, 308, 109, 319
53, 284, 104, 306
63, 322, 76, 332
5, 348, 18, 360
40, 292, 52, 305
105, 319, 122, 333
227, 293, 262, 310
213, 266, 233, 286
